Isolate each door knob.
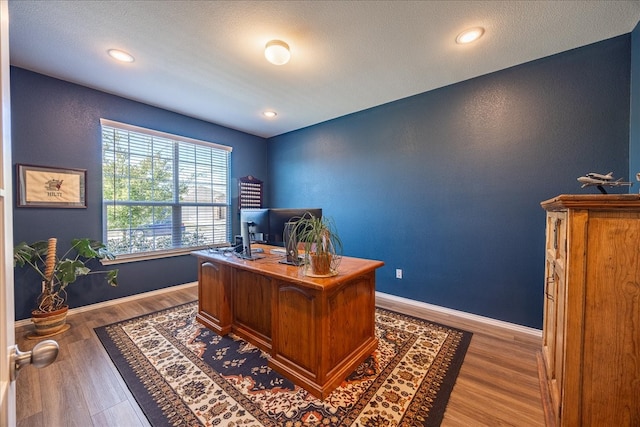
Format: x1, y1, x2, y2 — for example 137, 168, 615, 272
9, 340, 59, 381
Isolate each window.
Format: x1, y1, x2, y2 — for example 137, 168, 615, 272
101, 119, 232, 258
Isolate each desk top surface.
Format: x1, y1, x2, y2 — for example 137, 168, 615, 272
193, 244, 384, 291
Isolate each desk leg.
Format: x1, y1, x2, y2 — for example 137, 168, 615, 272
196, 260, 232, 335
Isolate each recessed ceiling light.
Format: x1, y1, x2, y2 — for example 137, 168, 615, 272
263, 111, 277, 118
264, 40, 290, 65
455, 27, 485, 44
107, 49, 135, 63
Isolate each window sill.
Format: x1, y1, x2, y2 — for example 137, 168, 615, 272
101, 245, 216, 265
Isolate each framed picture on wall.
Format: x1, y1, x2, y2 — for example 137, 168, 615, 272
17, 164, 87, 208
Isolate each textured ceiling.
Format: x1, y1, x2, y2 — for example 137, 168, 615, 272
8, 1, 640, 138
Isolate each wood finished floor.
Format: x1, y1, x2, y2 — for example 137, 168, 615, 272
14, 285, 545, 426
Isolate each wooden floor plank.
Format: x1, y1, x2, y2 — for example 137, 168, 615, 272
92, 401, 150, 427
37, 358, 94, 426
66, 338, 127, 416
15, 284, 545, 426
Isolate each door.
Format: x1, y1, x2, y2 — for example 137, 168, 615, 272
0, 0, 15, 424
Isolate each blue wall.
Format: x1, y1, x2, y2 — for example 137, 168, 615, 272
11, 67, 267, 320
631, 22, 640, 183
267, 35, 631, 329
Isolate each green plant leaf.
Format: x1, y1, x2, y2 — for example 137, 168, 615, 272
13, 241, 38, 267
106, 269, 118, 286
71, 238, 99, 259
72, 238, 116, 260
93, 242, 116, 260
57, 259, 86, 285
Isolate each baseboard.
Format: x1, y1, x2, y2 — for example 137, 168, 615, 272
15, 282, 198, 328
16, 284, 540, 339
375, 291, 542, 338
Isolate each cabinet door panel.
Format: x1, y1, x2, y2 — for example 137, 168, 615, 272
327, 274, 375, 368
274, 285, 317, 376
581, 213, 640, 426
233, 270, 272, 343
545, 213, 566, 261
542, 212, 567, 423
542, 258, 565, 418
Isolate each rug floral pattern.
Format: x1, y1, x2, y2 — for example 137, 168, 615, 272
95, 302, 471, 427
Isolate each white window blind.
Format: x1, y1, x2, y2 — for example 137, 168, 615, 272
101, 119, 232, 257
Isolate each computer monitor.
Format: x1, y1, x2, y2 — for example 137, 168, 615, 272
239, 208, 269, 242
239, 221, 263, 260
268, 208, 322, 246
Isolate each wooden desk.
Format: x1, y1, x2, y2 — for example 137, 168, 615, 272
193, 245, 384, 399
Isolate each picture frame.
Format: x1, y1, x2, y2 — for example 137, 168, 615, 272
17, 164, 87, 208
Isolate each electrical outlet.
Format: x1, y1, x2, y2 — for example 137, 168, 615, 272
395, 269, 403, 279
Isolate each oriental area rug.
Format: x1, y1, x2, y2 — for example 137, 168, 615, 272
95, 301, 472, 427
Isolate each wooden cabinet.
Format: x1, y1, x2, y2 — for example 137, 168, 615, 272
540, 195, 640, 427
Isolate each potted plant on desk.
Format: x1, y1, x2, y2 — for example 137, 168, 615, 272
291, 213, 342, 277
14, 237, 119, 337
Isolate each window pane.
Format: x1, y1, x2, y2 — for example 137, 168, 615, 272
102, 120, 231, 255
182, 205, 229, 246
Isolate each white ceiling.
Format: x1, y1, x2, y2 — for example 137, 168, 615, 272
8, 1, 640, 138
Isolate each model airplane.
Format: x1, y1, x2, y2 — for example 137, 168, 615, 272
577, 172, 633, 194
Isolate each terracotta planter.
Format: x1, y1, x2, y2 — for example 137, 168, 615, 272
31, 306, 69, 337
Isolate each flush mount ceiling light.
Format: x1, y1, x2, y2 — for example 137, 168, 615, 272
107, 49, 135, 63
263, 111, 278, 118
264, 40, 290, 65
455, 27, 485, 44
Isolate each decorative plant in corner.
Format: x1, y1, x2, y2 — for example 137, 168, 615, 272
291, 213, 343, 276
14, 237, 118, 337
